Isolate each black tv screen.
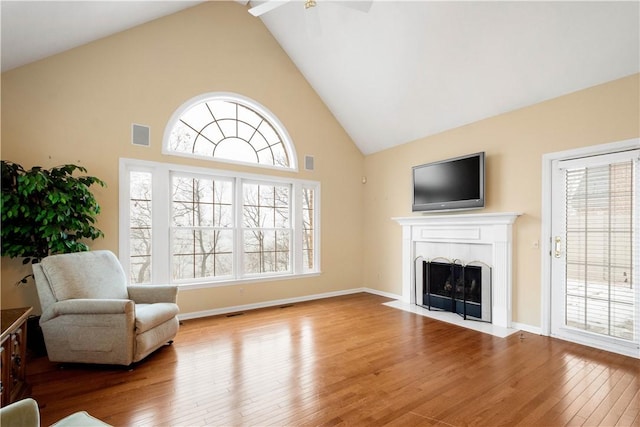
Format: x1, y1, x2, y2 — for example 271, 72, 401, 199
412, 152, 485, 212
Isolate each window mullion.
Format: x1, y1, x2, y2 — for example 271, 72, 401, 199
235, 177, 244, 280
153, 164, 171, 284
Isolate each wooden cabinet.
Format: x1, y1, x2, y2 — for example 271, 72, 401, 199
1, 307, 32, 406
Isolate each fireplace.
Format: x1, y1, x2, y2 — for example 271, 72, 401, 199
422, 258, 491, 322
393, 212, 520, 329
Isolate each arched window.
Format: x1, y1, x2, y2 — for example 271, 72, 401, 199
163, 93, 297, 170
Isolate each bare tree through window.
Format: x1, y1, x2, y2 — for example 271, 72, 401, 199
243, 183, 291, 274
171, 175, 234, 281
302, 187, 315, 271
129, 171, 152, 284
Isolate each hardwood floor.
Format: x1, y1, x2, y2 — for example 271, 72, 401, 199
27, 293, 639, 426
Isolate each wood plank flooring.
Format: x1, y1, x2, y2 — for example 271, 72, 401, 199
27, 293, 640, 426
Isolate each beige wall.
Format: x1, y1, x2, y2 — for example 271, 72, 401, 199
2, 1, 638, 329
363, 73, 640, 327
1, 2, 365, 314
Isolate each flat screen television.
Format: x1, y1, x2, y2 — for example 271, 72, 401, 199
412, 152, 485, 213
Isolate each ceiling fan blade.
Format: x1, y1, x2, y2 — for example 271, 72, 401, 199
248, 0, 292, 17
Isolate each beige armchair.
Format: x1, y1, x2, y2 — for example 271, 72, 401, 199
32, 250, 179, 366
0, 398, 111, 426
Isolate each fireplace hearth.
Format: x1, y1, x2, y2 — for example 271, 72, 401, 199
422, 258, 491, 322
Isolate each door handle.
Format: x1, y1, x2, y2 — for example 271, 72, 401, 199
554, 236, 562, 258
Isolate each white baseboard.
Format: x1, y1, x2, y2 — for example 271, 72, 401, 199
361, 287, 402, 300
178, 287, 368, 320
512, 322, 542, 335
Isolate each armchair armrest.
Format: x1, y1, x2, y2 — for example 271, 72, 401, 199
0, 398, 39, 427
41, 299, 134, 323
128, 285, 178, 304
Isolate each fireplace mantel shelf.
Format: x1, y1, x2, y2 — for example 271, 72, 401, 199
393, 212, 521, 226
393, 212, 521, 329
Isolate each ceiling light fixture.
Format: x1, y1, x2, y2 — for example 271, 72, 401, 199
305, 0, 317, 10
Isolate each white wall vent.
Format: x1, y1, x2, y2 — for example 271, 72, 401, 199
305, 155, 314, 171
132, 124, 150, 147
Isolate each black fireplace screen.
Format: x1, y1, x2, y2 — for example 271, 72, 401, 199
422, 258, 492, 322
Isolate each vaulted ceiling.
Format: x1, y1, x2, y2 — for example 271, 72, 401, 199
2, 1, 639, 155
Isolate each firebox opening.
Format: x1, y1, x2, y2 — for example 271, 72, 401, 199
422, 259, 491, 322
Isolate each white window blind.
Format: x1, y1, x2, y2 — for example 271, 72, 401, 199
564, 159, 635, 340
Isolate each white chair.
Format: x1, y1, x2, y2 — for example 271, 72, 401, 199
0, 398, 111, 426
32, 250, 179, 366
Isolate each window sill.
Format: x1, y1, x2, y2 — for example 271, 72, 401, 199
175, 272, 322, 290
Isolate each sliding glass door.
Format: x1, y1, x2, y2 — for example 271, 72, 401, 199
550, 150, 639, 356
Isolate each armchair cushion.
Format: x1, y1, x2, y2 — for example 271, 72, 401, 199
40, 251, 128, 301
135, 303, 180, 334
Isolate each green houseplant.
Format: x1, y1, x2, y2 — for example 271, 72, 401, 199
1, 160, 106, 284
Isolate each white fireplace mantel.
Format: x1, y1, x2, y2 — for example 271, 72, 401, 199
393, 212, 521, 329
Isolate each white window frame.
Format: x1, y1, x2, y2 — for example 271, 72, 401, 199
119, 158, 320, 289
162, 92, 299, 172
